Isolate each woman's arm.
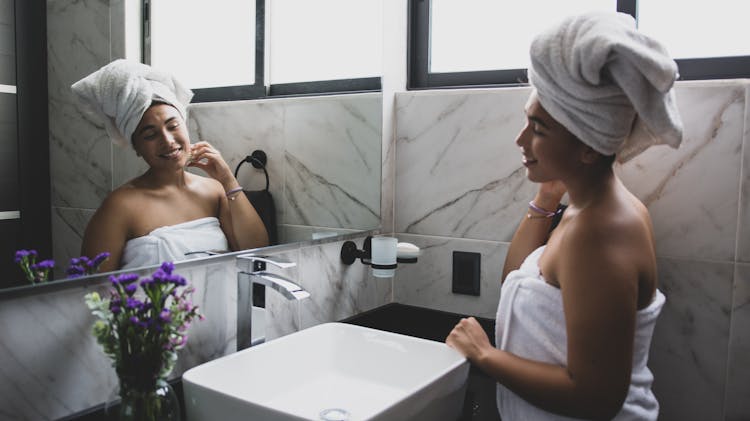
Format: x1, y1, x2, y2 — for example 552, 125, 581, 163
80, 193, 130, 273
189, 141, 269, 250
502, 181, 566, 281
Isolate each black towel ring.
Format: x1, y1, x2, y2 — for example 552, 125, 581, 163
234, 149, 270, 191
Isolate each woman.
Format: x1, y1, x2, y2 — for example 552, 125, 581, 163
446, 12, 682, 420
72, 60, 268, 272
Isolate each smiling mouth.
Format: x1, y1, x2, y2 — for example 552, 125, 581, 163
160, 148, 182, 159
522, 157, 538, 165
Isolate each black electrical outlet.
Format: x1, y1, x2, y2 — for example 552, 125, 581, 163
452, 251, 481, 296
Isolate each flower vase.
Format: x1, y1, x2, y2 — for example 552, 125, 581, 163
110, 380, 180, 421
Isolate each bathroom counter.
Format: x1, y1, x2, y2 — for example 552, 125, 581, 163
59, 303, 500, 421
341, 303, 501, 421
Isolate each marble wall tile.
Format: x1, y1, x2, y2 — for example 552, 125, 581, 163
649, 257, 733, 421
111, 145, 149, 188
284, 94, 381, 230
51, 206, 95, 279
0, 283, 117, 421
725, 263, 750, 421
736, 85, 750, 263
47, 0, 113, 209
173, 262, 238, 373
381, 106, 396, 234
395, 88, 538, 242
617, 83, 745, 262
393, 234, 508, 319
298, 238, 392, 329
188, 93, 382, 234
187, 100, 285, 199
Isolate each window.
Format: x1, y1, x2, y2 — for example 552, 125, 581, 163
150, 0, 257, 89
637, 0, 750, 80
142, 0, 381, 102
144, 0, 264, 102
268, 0, 382, 95
409, 0, 748, 89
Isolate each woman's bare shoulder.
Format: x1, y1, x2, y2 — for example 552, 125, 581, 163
93, 182, 153, 221
186, 172, 224, 196
560, 198, 654, 271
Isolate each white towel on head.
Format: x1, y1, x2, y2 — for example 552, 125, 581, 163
71, 59, 193, 148
528, 12, 683, 162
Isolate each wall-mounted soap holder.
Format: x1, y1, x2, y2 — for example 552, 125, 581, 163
340, 236, 420, 278
340, 236, 372, 265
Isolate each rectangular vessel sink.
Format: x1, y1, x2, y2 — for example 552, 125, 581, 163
183, 322, 469, 421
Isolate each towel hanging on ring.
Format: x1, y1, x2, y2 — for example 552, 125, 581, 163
234, 150, 278, 246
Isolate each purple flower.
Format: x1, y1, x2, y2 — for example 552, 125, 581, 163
31, 260, 54, 270
160, 261, 175, 274
109, 275, 120, 286
171, 274, 187, 286
158, 309, 172, 324
118, 273, 140, 284
124, 282, 138, 296
125, 297, 142, 310
67, 265, 86, 278
14, 250, 31, 263
140, 277, 154, 287
110, 305, 121, 315
90, 252, 109, 268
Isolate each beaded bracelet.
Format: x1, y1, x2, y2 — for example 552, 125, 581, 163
528, 200, 562, 218
226, 187, 243, 201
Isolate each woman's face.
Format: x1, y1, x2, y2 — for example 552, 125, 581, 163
132, 104, 191, 169
515, 97, 586, 183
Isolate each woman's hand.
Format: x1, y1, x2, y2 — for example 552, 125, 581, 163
534, 180, 567, 210
187, 141, 237, 189
446, 317, 493, 362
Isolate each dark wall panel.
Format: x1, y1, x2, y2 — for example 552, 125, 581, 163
0, 219, 24, 288
0, 92, 17, 211
0, 0, 13, 85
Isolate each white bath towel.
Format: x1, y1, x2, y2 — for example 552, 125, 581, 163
496, 246, 665, 420
121, 217, 228, 270
528, 12, 683, 162
71, 59, 193, 148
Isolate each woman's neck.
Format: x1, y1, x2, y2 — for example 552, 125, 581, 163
564, 164, 617, 210
142, 167, 188, 189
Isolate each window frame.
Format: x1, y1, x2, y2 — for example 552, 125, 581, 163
408, 0, 749, 90
142, 0, 381, 102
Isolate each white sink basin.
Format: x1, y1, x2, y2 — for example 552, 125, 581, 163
183, 322, 469, 421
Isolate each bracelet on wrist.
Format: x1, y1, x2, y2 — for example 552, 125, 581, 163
226, 186, 243, 201
528, 200, 562, 218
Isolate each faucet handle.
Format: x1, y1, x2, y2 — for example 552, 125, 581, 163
238, 254, 297, 271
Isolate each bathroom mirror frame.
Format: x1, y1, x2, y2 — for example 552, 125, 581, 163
0, 228, 379, 301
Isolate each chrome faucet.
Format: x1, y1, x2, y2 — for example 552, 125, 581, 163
236, 254, 309, 350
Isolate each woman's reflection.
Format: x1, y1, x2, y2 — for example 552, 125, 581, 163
71, 59, 268, 272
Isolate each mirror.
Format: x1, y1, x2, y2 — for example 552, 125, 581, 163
6, 0, 381, 291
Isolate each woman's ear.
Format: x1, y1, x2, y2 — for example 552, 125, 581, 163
580, 145, 601, 165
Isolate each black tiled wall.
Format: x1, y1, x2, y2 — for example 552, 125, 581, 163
0, 0, 14, 84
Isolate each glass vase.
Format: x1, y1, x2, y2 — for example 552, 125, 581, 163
109, 381, 181, 421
